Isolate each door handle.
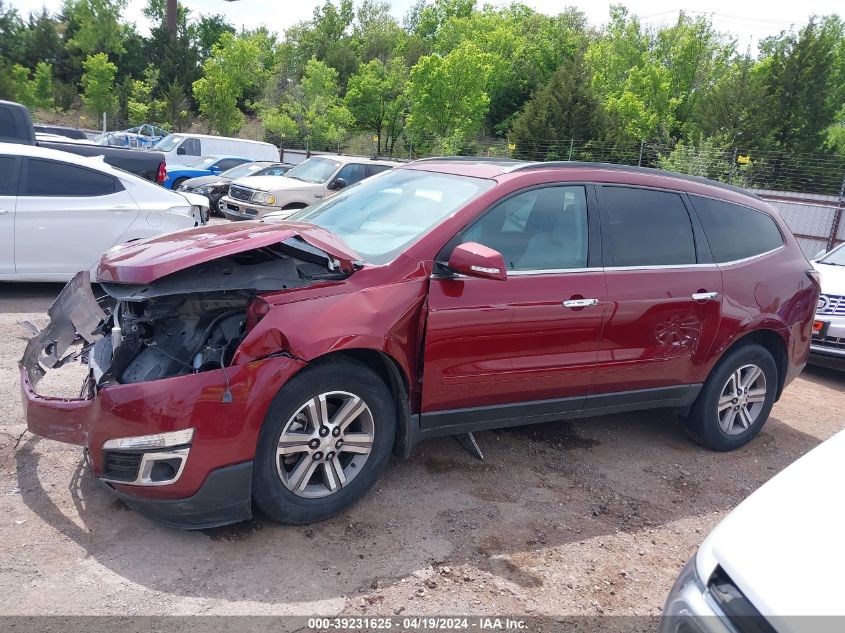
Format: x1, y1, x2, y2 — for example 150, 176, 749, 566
0, 209, 10, 215
691, 291, 719, 301
563, 298, 599, 308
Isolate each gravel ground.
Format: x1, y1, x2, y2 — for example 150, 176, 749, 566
1, 281, 843, 618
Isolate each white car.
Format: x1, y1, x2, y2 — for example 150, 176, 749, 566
219, 155, 399, 221
810, 243, 845, 370
660, 429, 845, 632
0, 142, 207, 282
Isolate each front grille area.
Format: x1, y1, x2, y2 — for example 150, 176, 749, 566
103, 451, 142, 482
818, 294, 845, 316
813, 332, 845, 350
229, 185, 252, 202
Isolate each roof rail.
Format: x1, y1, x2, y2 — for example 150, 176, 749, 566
510, 161, 759, 199
411, 156, 531, 164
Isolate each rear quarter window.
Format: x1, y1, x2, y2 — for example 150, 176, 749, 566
690, 196, 784, 262
0, 156, 15, 195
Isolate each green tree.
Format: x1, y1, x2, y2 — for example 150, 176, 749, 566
345, 57, 408, 153
511, 53, 607, 160
0, 1, 23, 65
9, 64, 34, 105
65, 0, 128, 57
194, 14, 236, 60
406, 42, 493, 151
262, 58, 354, 149
80, 52, 118, 121
193, 32, 273, 135
32, 62, 55, 108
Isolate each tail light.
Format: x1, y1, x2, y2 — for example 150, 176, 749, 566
245, 297, 270, 332
156, 162, 167, 185
805, 268, 821, 290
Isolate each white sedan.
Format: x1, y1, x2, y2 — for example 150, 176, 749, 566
660, 429, 845, 632
0, 142, 208, 282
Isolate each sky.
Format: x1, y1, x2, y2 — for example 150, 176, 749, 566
7, 0, 845, 50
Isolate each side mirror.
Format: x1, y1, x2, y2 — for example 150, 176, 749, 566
447, 242, 507, 281
209, 165, 220, 173
814, 249, 827, 260
329, 177, 347, 191
176, 146, 186, 155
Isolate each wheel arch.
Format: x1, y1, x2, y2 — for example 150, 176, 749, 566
715, 328, 789, 400
308, 348, 413, 459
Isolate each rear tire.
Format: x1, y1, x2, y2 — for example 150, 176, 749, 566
684, 343, 777, 451
253, 358, 395, 524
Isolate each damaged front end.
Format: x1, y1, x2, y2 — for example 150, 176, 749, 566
20, 234, 346, 498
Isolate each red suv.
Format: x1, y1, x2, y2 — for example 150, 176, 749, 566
21, 159, 819, 528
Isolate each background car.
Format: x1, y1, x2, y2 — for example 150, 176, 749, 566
0, 142, 206, 282
163, 155, 252, 190
660, 428, 845, 630
177, 161, 293, 216
221, 155, 399, 221
810, 242, 845, 370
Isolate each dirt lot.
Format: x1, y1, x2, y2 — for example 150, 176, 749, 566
1, 281, 843, 618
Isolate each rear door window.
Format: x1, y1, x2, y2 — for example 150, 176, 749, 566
0, 156, 16, 195
602, 186, 696, 267
180, 138, 201, 156
22, 158, 122, 197
367, 164, 392, 177
689, 196, 784, 262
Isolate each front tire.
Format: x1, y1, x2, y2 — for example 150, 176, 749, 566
253, 358, 396, 524
684, 343, 777, 451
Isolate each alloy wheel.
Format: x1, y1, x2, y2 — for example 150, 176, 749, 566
717, 364, 767, 435
275, 391, 374, 498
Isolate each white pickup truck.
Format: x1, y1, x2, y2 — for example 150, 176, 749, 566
220, 155, 400, 221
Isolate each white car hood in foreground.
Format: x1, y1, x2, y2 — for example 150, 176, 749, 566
696, 429, 845, 625
812, 261, 845, 296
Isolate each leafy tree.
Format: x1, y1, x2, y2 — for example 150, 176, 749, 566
194, 14, 236, 60
345, 57, 408, 153
9, 64, 34, 105
414, 0, 475, 40
0, 1, 23, 65
80, 52, 118, 121
193, 32, 273, 135
406, 42, 493, 151
21, 9, 63, 69
353, 0, 404, 63
511, 53, 607, 160
32, 62, 55, 108
65, 0, 128, 57
262, 58, 354, 149
827, 104, 845, 152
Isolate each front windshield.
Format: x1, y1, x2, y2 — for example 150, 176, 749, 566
287, 170, 494, 264
285, 157, 340, 183
153, 134, 183, 152
186, 155, 219, 168
222, 162, 269, 179
819, 243, 845, 266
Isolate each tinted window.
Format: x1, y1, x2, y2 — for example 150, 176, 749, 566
690, 196, 784, 262
0, 156, 15, 195
180, 138, 201, 156
603, 187, 696, 266
217, 158, 247, 171
23, 159, 120, 197
462, 186, 589, 271
336, 163, 368, 186
367, 164, 392, 177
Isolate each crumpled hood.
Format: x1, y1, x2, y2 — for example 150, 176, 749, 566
232, 174, 315, 193
96, 221, 360, 284
812, 261, 845, 296
695, 429, 845, 623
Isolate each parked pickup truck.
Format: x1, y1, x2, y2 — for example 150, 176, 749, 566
1, 100, 167, 184
220, 154, 400, 220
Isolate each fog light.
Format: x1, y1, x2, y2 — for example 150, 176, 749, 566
103, 428, 194, 451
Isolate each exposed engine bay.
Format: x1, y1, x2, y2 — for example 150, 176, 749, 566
21, 238, 350, 392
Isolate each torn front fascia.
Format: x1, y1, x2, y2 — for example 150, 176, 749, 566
19, 271, 107, 387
